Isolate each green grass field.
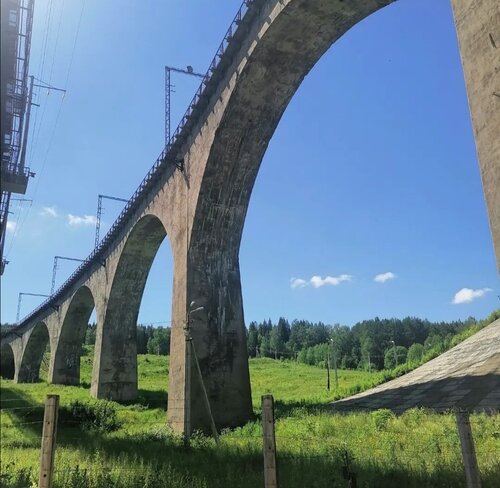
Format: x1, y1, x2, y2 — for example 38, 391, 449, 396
1, 352, 499, 487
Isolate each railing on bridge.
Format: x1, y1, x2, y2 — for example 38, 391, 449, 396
13, 0, 258, 328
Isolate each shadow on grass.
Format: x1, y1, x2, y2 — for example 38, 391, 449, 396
0, 384, 45, 423
2, 383, 499, 487
133, 389, 168, 410
49, 429, 486, 488
272, 399, 331, 420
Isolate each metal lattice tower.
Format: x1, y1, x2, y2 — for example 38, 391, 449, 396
95, 194, 128, 248
51, 256, 85, 295
165, 66, 204, 147
16, 292, 50, 322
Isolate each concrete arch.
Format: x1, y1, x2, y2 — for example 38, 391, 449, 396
50, 285, 96, 385
181, 0, 402, 431
192, 0, 402, 254
17, 321, 50, 383
91, 213, 169, 401
0, 343, 15, 379
179, 0, 499, 431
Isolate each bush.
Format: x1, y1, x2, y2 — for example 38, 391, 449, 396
407, 343, 424, 364
63, 400, 121, 432
372, 409, 395, 431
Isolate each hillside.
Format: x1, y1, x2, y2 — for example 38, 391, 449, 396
1, 342, 500, 487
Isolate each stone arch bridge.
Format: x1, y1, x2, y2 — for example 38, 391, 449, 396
1, 0, 499, 434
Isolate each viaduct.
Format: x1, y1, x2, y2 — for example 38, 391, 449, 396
1, 0, 499, 434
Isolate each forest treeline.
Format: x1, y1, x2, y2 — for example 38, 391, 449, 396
1, 309, 498, 371
247, 309, 499, 370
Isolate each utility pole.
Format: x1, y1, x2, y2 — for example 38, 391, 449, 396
165, 65, 204, 146
333, 351, 339, 389
326, 347, 330, 391
391, 340, 398, 368
368, 352, 371, 373
17, 292, 50, 323
51, 256, 85, 295
330, 338, 339, 389
18, 76, 37, 172
22, 77, 66, 171
94, 194, 128, 248
183, 301, 204, 446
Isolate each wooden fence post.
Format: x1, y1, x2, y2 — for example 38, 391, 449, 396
39, 394, 59, 488
456, 410, 482, 488
262, 394, 278, 488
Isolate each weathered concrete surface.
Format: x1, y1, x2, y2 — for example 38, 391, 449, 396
50, 286, 94, 386
332, 319, 500, 413
451, 0, 500, 273
1, 0, 499, 434
17, 322, 50, 383
0, 344, 15, 379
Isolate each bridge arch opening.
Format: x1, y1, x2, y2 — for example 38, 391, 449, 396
92, 213, 171, 402
18, 321, 50, 383
0, 344, 15, 380
136, 225, 174, 408
192, 0, 492, 325
51, 285, 96, 386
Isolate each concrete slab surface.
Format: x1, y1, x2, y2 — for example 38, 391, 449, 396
332, 319, 500, 414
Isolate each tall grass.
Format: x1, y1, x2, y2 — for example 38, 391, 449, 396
1, 352, 499, 487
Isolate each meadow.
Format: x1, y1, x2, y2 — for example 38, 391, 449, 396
1, 350, 499, 487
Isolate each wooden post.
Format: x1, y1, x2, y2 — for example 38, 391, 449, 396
326, 349, 330, 391
333, 352, 339, 389
456, 410, 482, 488
191, 339, 220, 445
262, 394, 278, 488
38, 394, 59, 488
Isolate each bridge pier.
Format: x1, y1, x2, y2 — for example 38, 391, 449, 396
0, 344, 15, 379
90, 297, 139, 402
168, 245, 253, 433
16, 322, 50, 383
50, 286, 96, 386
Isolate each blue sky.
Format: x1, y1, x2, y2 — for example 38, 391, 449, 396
2, 0, 499, 326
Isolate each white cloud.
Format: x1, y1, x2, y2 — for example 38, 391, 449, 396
310, 274, 352, 288
452, 287, 492, 305
290, 278, 307, 289
67, 214, 97, 226
41, 206, 58, 217
6, 221, 16, 233
291, 274, 352, 289
374, 272, 396, 283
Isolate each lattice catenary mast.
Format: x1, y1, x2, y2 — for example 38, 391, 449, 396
165, 66, 204, 147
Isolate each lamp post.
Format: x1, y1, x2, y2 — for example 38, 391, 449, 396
184, 301, 203, 445
184, 301, 219, 445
